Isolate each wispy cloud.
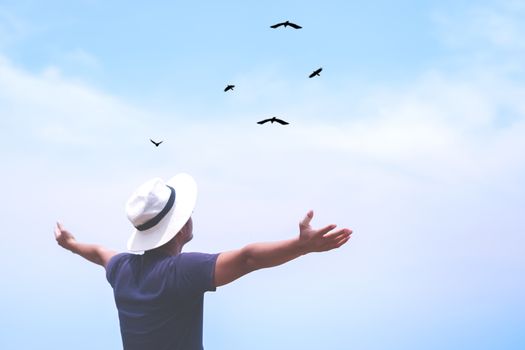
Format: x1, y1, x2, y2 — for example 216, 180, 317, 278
433, 1, 525, 52
0, 8, 29, 49
2, 42, 524, 188
62, 48, 100, 70
0, 55, 151, 151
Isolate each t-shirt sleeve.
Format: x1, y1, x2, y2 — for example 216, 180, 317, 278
175, 252, 219, 295
105, 253, 126, 287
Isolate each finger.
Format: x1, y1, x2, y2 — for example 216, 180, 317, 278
331, 232, 351, 246
324, 228, 352, 238
323, 228, 351, 240
57, 222, 65, 231
315, 223, 337, 237
300, 210, 314, 227
335, 235, 351, 248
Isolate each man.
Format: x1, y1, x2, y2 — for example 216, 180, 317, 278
55, 173, 352, 349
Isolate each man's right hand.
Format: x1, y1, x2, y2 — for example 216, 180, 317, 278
54, 222, 77, 251
298, 210, 352, 253
214, 210, 352, 288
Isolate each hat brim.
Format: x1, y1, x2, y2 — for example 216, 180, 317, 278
127, 173, 197, 252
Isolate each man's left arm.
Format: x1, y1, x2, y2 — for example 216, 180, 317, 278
54, 222, 117, 268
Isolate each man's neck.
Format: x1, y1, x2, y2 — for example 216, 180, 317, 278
155, 238, 184, 256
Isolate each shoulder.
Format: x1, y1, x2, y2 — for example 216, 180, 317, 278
105, 252, 133, 284
178, 252, 219, 259
172, 252, 220, 293
175, 252, 219, 267
107, 252, 131, 266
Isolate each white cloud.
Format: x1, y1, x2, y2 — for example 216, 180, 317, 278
2, 47, 524, 219
1, 2, 524, 347
1, 4, 524, 323
0, 55, 153, 151
1, 46, 523, 232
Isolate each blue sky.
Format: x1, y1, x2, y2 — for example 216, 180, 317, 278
1, 1, 524, 349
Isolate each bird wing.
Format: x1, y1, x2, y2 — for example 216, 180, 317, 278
270, 22, 284, 28
224, 86, 229, 91
309, 68, 322, 78
275, 118, 289, 125
289, 23, 302, 29
257, 119, 271, 124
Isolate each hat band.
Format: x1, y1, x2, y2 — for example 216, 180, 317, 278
135, 185, 176, 231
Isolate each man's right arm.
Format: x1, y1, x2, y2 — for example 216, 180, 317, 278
54, 222, 117, 269
214, 210, 352, 287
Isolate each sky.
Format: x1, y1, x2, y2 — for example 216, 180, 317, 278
1, 0, 524, 349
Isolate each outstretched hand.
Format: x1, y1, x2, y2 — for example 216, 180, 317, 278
299, 210, 352, 253
54, 222, 76, 251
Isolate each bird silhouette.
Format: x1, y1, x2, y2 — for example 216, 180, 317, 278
224, 84, 235, 92
309, 67, 322, 78
257, 117, 289, 125
150, 139, 163, 147
270, 20, 302, 29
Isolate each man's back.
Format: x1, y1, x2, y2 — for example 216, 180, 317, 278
106, 251, 218, 350
55, 204, 351, 349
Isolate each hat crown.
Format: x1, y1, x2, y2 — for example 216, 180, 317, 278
126, 178, 173, 227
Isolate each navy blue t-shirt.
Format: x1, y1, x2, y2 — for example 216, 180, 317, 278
106, 251, 219, 350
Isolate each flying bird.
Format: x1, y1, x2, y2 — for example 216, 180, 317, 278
150, 139, 163, 147
257, 117, 289, 125
309, 67, 322, 78
270, 20, 302, 29
224, 84, 235, 92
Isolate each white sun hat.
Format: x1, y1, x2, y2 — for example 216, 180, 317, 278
125, 173, 197, 252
